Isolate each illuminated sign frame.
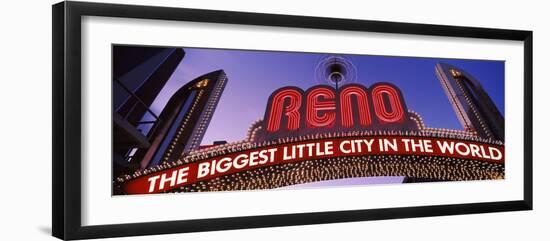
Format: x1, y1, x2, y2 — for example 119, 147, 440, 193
261, 83, 415, 141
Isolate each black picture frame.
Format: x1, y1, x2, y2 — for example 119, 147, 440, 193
52, 1, 533, 240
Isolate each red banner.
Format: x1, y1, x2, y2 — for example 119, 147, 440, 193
121, 136, 504, 194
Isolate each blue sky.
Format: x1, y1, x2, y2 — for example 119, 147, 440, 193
150, 47, 504, 145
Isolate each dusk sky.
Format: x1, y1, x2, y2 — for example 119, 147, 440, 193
149, 47, 505, 146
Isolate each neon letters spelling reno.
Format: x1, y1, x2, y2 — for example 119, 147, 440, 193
264, 83, 408, 133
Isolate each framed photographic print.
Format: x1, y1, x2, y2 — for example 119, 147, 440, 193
52, 1, 533, 240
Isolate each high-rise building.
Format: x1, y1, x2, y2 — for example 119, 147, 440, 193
114, 46, 185, 127
112, 46, 185, 177
435, 63, 504, 141
127, 70, 228, 169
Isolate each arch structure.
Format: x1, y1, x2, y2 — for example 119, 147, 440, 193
117, 130, 504, 193
115, 63, 505, 194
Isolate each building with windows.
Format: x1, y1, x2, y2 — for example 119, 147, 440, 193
435, 63, 504, 141
127, 70, 228, 170
113, 46, 185, 177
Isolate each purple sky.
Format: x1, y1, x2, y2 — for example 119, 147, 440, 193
149, 47, 504, 146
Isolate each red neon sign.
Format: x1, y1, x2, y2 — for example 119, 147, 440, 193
306, 86, 336, 128
372, 84, 405, 124
340, 85, 372, 127
266, 88, 302, 132
265, 83, 408, 133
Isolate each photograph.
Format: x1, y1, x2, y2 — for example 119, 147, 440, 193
112, 45, 505, 195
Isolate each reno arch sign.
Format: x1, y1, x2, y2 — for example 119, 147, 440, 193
261, 83, 417, 140
111, 47, 508, 196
